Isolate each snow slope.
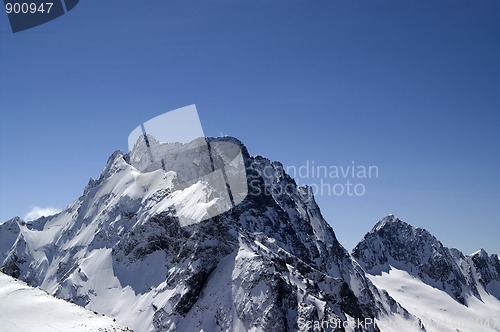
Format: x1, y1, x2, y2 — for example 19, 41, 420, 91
0, 271, 131, 332
370, 268, 500, 332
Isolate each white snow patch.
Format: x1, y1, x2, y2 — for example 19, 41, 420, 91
371, 267, 500, 332
0, 271, 129, 332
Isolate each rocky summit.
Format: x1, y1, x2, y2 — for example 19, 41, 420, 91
1, 137, 499, 332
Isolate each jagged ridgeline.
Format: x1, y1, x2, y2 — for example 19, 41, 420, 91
1, 137, 499, 332
353, 215, 500, 305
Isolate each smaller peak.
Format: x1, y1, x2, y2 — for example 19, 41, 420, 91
83, 177, 98, 195
0, 216, 24, 231
383, 214, 398, 222
105, 150, 126, 169
99, 150, 127, 180
374, 214, 401, 231
471, 248, 489, 258
3, 216, 24, 225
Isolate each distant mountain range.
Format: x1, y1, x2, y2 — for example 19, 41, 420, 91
1, 137, 499, 332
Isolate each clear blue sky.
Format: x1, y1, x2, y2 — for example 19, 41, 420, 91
1, 0, 499, 255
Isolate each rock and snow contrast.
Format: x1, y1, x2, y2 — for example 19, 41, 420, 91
353, 215, 500, 332
1, 137, 499, 331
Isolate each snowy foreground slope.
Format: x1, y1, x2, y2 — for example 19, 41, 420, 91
0, 137, 499, 332
0, 271, 131, 332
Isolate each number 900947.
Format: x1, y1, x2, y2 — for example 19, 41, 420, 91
5, 2, 53, 14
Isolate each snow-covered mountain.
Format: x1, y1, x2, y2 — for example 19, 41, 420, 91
470, 249, 500, 300
353, 215, 500, 332
0, 271, 131, 332
0, 137, 498, 332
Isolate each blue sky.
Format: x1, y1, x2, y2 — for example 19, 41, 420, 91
1, 0, 499, 254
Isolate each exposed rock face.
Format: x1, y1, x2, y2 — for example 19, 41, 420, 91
352, 215, 500, 306
3, 137, 484, 332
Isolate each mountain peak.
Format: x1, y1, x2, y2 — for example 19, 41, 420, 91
2, 134, 499, 331
471, 248, 489, 258
1, 136, 400, 331
373, 214, 402, 230
353, 216, 485, 305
